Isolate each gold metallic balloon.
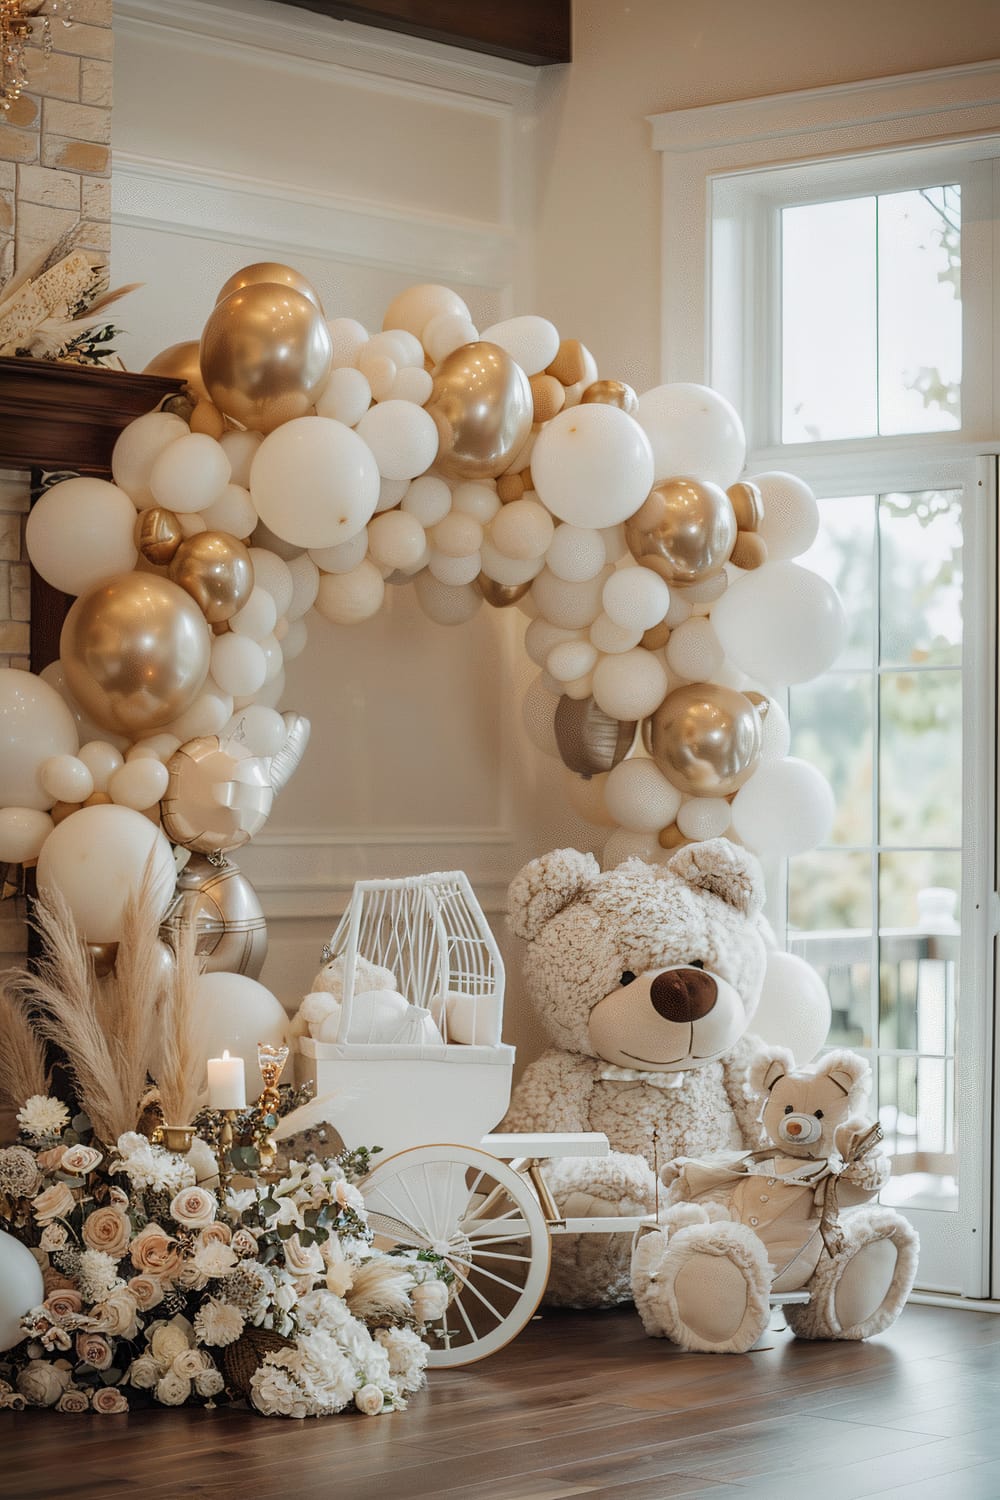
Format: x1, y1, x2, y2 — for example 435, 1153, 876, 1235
555, 695, 635, 778
161, 854, 268, 979
168, 531, 255, 624
88, 941, 118, 978
60, 573, 212, 738
581, 379, 639, 415
199, 284, 333, 435
476, 573, 531, 608
726, 480, 764, 532
267, 712, 311, 796
161, 735, 274, 855
646, 683, 766, 796
426, 341, 533, 481
142, 340, 210, 403
135, 507, 184, 567
625, 478, 737, 586
215, 262, 323, 313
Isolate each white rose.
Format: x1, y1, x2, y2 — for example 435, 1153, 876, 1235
172, 1348, 212, 1379
355, 1383, 385, 1416
155, 1370, 192, 1407
411, 1279, 450, 1323
194, 1367, 225, 1399
149, 1320, 192, 1370
17, 1360, 72, 1407
60, 1144, 103, 1176
127, 1354, 160, 1390
283, 1234, 324, 1279
169, 1186, 217, 1229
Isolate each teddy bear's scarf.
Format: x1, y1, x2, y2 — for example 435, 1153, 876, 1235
741, 1119, 885, 1256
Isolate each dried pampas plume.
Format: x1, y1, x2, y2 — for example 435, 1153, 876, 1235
153, 916, 205, 1128
0, 989, 51, 1110
345, 1258, 416, 1325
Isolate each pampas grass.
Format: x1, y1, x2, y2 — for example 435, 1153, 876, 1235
154, 916, 205, 1127
0, 988, 51, 1108
345, 1259, 416, 1324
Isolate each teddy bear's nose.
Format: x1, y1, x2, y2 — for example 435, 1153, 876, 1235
649, 968, 718, 1023
786, 1120, 803, 1136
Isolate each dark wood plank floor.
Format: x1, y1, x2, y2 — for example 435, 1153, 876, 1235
5, 1303, 1000, 1500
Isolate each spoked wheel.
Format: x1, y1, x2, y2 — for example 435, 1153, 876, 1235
361, 1143, 551, 1367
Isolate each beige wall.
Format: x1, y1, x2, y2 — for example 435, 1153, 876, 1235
533, 0, 1000, 395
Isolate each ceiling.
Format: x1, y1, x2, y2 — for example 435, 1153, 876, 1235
277, 1, 571, 66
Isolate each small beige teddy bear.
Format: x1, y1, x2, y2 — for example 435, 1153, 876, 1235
290, 954, 441, 1046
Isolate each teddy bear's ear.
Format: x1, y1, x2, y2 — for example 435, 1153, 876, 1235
815, 1049, 872, 1106
507, 848, 600, 941
750, 1045, 795, 1094
667, 838, 766, 917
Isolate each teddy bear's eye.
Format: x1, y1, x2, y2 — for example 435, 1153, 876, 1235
620, 971, 637, 987
784, 1104, 794, 1115
814, 1109, 824, 1120
689, 960, 705, 970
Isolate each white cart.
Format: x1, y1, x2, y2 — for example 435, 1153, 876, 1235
296, 871, 650, 1366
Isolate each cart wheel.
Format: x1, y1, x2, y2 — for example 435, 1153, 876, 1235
362, 1143, 551, 1367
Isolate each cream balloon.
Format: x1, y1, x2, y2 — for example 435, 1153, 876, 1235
752, 951, 832, 1064
108, 756, 169, 811
602, 568, 670, 633
402, 476, 452, 529
382, 283, 471, 339
190, 971, 289, 1096
413, 571, 482, 625
710, 561, 848, 685
479, 314, 560, 375
0, 1229, 44, 1350
226, 704, 287, 757
25, 478, 139, 596
0, 668, 78, 811
531, 565, 612, 630
752, 471, 820, 560
219, 429, 264, 489
532, 404, 654, 528
77, 739, 123, 793
315, 365, 372, 425
592, 648, 668, 722
36, 804, 176, 943
40, 753, 93, 804
676, 796, 732, 841
730, 757, 835, 855
546, 525, 607, 583
604, 757, 682, 833
247, 549, 293, 618
0, 805, 53, 862
635, 382, 747, 488
111, 410, 188, 509
355, 400, 439, 482
315, 560, 385, 625
211, 634, 267, 698
250, 416, 380, 550
149, 432, 232, 515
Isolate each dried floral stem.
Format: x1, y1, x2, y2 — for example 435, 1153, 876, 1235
0, 986, 51, 1108
154, 916, 204, 1127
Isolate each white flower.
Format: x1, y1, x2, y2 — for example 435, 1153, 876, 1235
172, 1347, 213, 1379
113, 1138, 195, 1195
193, 1298, 245, 1348
55, 1387, 91, 1413
186, 1136, 218, 1185
411, 1279, 449, 1323
376, 1326, 429, 1396
155, 1370, 192, 1406
282, 1234, 324, 1279
169, 1186, 217, 1230
116, 1132, 148, 1157
225, 1187, 256, 1215
76, 1250, 124, 1303
16, 1360, 71, 1407
355, 1383, 385, 1416
266, 1197, 304, 1231
148, 1316, 193, 1371
17, 1096, 69, 1140
295, 1289, 353, 1335
60, 1144, 103, 1177
250, 1361, 310, 1419
194, 1367, 224, 1399
127, 1353, 160, 1389
190, 1241, 238, 1279
38, 1223, 68, 1252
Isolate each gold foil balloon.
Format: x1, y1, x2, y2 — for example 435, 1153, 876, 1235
646, 683, 766, 796
555, 695, 635, 778
87, 942, 118, 977
135, 507, 184, 567
267, 712, 311, 796
426, 341, 533, 481
581, 379, 639, 415
215, 262, 323, 313
142, 340, 209, 403
625, 478, 737, 585
199, 284, 333, 435
161, 853, 268, 979
60, 573, 212, 738
161, 735, 274, 854
727, 480, 764, 532
476, 573, 531, 608
168, 532, 255, 624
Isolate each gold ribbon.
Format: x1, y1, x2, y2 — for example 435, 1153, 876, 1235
740, 1120, 884, 1257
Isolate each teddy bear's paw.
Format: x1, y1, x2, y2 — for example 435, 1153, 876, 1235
785, 1208, 919, 1342
633, 1221, 772, 1353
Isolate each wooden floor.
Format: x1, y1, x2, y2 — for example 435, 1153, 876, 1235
5, 1303, 1000, 1500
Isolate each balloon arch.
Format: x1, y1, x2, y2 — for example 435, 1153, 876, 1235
0, 264, 846, 974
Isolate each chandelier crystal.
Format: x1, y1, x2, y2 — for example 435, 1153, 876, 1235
1, 1, 73, 115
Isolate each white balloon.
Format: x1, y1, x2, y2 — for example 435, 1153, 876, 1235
479, 315, 560, 375
247, 667, 285, 710
452, 482, 500, 525
191, 971, 289, 1096
178, 512, 207, 538
368, 329, 424, 368
315, 560, 385, 624
604, 757, 682, 832
589, 613, 642, 655
200, 483, 258, 539
280, 617, 309, 660
285, 553, 320, 620
413, 570, 482, 625
111, 410, 188, 508
601, 827, 665, 870
479, 542, 544, 587
251, 516, 304, 563
108, 756, 169, 811
40, 753, 93, 804
490, 499, 554, 561
26, 478, 138, 596
327, 316, 368, 369
524, 619, 586, 668
676, 795, 732, 841
562, 671, 594, 701
546, 525, 607, 583
211, 634, 267, 698
149, 432, 231, 514
521, 674, 560, 758
402, 475, 453, 529
546, 639, 598, 683
355, 399, 439, 481
164, 682, 234, 741
389, 365, 433, 405
36, 803, 175, 943
731, 757, 835, 855
368, 510, 427, 571
635, 382, 747, 489
564, 768, 616, 827
258, 634, 284, 684
383, 284, 470, 340
753, 951, 832, 1064
602, 568, 670, 633
309, 531, 369, 574
250, 416, 380, 549
665, 617, 725, 682
430, 510, 483, 559
0, 671, 79, 811
592, 648, 668, 722
711, 561, 847, 685
758, 697, 791, 763
752, 471, 820, 560
428, 549, 481, 586
125, 733, 180, 764
663, 591, 694, 627
0, 805, 53, 862
230, 586, 278, 642
532, 405, 654, 528
227, 704, 288, 757
601, 524, 628, 563
219, 429, 264, 489
422, 312, 480, 363
315, 365, 372, 426
248, 549, 294, 618
357, 348, 396, 402
0, 1229, 44, 1350
531, 565, 612, 630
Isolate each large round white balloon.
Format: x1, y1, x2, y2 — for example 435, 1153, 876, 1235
250, 416, 380, 549
149, 432, 232, 514
111, 409, 188, 509
479, 314, 560, 375
546, 525, 607, 583
0, 806, 53, 863
752, 950, 831, 1063
355, 400, 438, 481
25, 478, 139, 596
0, 669, 78, 811
36, 804, 176, 943
604, 757, 682, 832
635, 383, 746, 489
190, 971, 289, 1096
710, 561, 847, 685
532, 405, 654, 528
753, 471, 820, 560
315, 560, 385, 625
531, 565, 612, 630
592, 648, 668, 722
0, 1229, 44, 1350
730, 757, 835, 855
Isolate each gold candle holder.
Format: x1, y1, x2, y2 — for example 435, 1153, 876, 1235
215, 1110, 240, 1190
160, 1124, 195, 1154
256, 1041, 289, 1174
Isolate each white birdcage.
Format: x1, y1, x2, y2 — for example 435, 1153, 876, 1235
296, 871, 514, 1157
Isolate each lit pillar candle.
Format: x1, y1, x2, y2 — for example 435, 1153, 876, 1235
206, 1049, 246, 1110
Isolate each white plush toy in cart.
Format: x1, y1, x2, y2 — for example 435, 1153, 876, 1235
291, 954, 443, 1047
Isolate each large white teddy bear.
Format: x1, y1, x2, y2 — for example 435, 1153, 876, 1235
503, 838, 776, 1307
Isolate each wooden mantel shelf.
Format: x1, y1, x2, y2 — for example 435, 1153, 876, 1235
0, 357, 184, 476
